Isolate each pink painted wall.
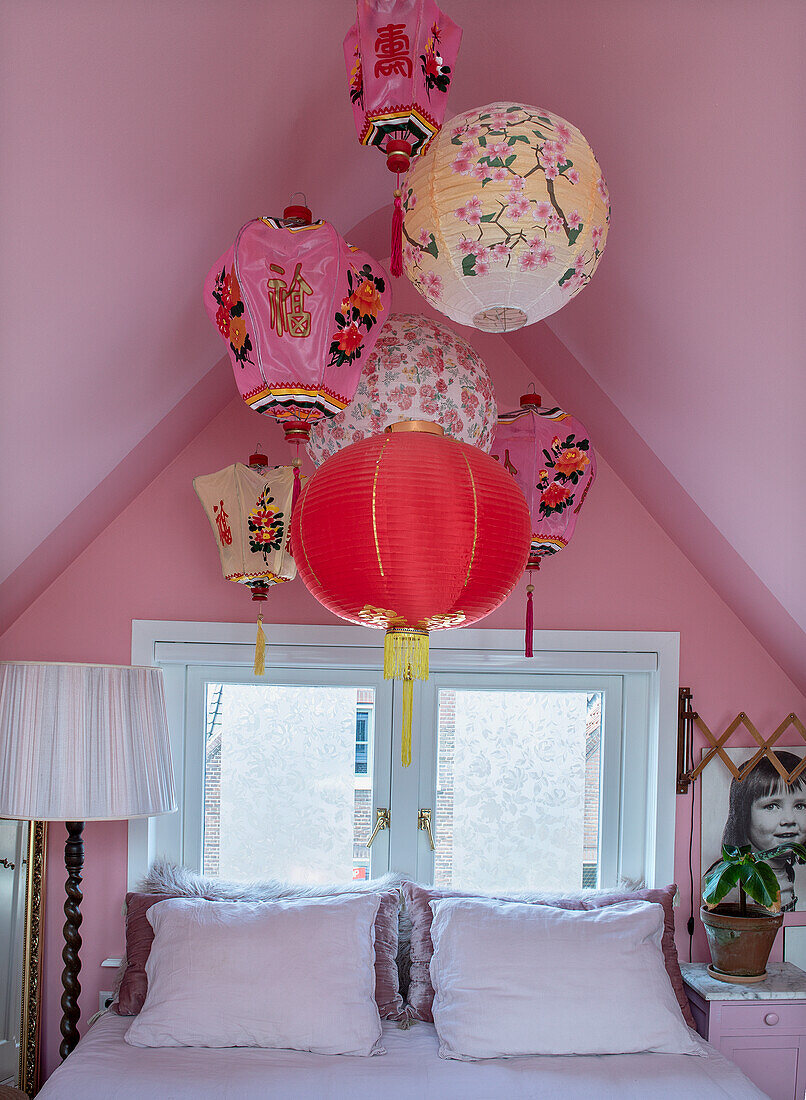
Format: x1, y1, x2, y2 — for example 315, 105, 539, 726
1, 357, 804, 1078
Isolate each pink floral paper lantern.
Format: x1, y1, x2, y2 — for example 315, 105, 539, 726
307, 313, 496, 466
401, 101, 610, 331
204, 213, 390, 447
491, 393, 597, 655
344, 0, 461, 274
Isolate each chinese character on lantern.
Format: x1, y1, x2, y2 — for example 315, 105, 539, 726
213, 500, 232, 546
374, 23, 412, 77
266, 262, 313, 339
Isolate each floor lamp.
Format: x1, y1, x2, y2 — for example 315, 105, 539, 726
0, 662, 176, 1060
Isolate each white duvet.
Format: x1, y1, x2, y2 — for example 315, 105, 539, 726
38, 1012, 767, 1099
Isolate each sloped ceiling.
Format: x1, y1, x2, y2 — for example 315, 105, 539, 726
1, 2, 803, 687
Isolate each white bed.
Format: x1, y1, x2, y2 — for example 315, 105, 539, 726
38, 1012, 767, 1099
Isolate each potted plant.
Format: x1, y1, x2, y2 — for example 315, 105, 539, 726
701, 842, 806, 982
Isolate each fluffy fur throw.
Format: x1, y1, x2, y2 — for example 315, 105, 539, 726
139, 857, 406, 902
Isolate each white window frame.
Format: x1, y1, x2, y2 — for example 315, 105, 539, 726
130, 621, 679, 891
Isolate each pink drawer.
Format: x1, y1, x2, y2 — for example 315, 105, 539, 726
721, 1002, 806, 1032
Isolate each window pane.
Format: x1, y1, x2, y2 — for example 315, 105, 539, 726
435, 689, 603, 893
354, 711, 370, 775
203, 683, 375, 883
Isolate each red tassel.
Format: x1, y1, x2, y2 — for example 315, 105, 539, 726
291, 462, 301, 510
525, 582, 534, 658
390, 188, 403, 277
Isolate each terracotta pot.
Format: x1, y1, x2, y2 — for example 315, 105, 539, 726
701, 903, 783, 979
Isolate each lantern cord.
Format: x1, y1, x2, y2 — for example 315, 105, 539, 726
390, 183, 404, 278
254, 612, 266, 676
401, 678, 413, 768
525, 575, 535, 658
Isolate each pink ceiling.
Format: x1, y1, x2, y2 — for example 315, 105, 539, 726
1, 2, 803, 686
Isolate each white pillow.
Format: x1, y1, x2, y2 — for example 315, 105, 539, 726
428, 897, 701, 1059
125, 894, 384, 1055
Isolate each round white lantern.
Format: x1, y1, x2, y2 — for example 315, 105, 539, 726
401, 101, 610, 332
307, 313, 497, 466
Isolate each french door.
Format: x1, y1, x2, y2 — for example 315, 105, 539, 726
177, 664, 624, 894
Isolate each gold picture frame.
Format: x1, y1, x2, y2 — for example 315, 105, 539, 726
19, 820, 46, 1096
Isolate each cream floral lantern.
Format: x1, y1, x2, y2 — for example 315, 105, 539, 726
401, 101, 610, 332
307, 313, 497, 465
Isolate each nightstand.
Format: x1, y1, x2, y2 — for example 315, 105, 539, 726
682, 962, 806, 1100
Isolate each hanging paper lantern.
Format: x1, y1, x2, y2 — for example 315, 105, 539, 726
491, 393, 596, 656
291, 423, 531, 763
344, 0, 462, 275
307, 313, 496, 465
401, 101, 610, 331
204, 209, 390, 446
193, 455, 300, 673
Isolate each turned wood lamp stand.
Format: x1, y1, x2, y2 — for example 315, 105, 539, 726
0, 663, 176, 1060
61, 821, 85, 1058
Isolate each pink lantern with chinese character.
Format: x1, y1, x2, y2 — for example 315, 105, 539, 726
491, 393, 597, 656
344, 0, 461, 275
204, 208, 390, 447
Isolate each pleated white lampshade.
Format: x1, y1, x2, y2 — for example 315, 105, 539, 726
0, 662, 176, 821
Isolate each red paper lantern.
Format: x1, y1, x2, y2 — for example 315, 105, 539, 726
290, 422, 530, 763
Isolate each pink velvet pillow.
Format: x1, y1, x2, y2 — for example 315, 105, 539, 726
401, 882, 695, 1028
115, 886, 404, 1020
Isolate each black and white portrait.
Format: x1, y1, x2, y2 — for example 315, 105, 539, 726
701, 748, 806, 913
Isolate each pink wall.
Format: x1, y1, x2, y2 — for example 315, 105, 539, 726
1, 370, 804, 1079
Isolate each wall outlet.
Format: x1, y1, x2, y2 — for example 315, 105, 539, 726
99, 991, 114, 1013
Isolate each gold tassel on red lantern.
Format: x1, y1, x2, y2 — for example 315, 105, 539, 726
384, 627, 429, 766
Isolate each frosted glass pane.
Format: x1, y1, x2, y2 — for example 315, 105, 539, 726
435, 690, 596, 893
206, 684, 364, 883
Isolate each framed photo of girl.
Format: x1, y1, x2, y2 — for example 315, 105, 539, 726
701, 747, 806, 914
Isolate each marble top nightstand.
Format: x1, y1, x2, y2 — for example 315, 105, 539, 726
681, 962, 806, 1001
682, 962, 806, 1100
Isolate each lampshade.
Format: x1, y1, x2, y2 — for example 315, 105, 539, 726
401, 101, 610, 331
0, 663, 176, 821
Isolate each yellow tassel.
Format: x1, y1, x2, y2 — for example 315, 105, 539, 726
401, 679, 413, 767
383, 628, 429, 681
254, 614, 266, 676
384, 629, 429, 767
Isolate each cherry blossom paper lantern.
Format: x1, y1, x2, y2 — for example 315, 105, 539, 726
491, 393, 596, 655
344, 0, 461, 274
291, 423, 530, 764
204, 213, 390, 446
307, 313, 496, 465
401, 101, 610, 331
194, 455, 299, 673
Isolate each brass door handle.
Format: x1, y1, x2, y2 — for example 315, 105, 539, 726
365, 807, 390, 848
418, 808, 436, 851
